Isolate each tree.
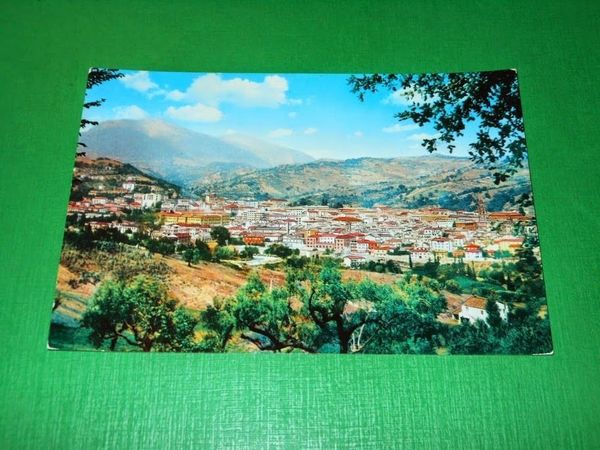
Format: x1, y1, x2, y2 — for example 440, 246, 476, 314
485, 294, 503, 328
193, 259, 552, 355
210, 226, 230, 246
78, 68, 123, 153
514, 245, 544, 299
232, 273, 319, 353
198, 298, 236, 352
214, 246, 236, 261
240, 246, 259, 260
444, 279, 462, 294
286, 261, 443, 354
499, 314, 552, 354
81, 276, 198, 352
182, 247, 195, 267
144, 237, 176, 256
448, 321, 497, 354
348, 70, 526, 184
265, 243, 294, 258
195, 240, 212, 261
64, 225, 94, 251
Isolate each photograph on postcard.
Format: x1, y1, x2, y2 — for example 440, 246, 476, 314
48, 69, 552, 354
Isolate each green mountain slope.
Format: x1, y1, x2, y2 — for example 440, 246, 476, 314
193, 155, 532, 211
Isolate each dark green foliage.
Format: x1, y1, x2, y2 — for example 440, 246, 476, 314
485, 294, 503, 328
285, 255, 311, 269
437, 192, 474, 211
388, 247, 410, 256
357, 259, 402, 274
63, 225, 95, 251
81, 276, 198, 352
265, 244, 295, 259
182, 247, 195, 267
449, 308, 552, 355
412, 260, 440, 278
199, 298, 236, 352
124, 209, 160, 230
195, 260, 449, 354
513, 246, 544, 299
500, 313, 552, 354
348, 70, 526, 184
449, 321, 498, 354
64, 225, 134, 252
144, 237, 175, 256
214, 246, 236, 261
487, 185, 530, 211
444, 279, 462, 294
289, 197, 315, 206
210, 226, 231, 246
195, 240, 212, 261
239, 246, 260, 260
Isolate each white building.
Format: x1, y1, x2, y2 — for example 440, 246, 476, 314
318, 234, 337, 245
115, 221, 139, 234
410, 247, 433, 263
122, 181, 136, 192
459, 296, 509, 324
343, 255, 366, 268
91, 197, 108, 205
422, 227, 444, 238
282, 235, 305, 249
141, 193, 163, 209
464, 244, 484, 261
430, 237, 454, 252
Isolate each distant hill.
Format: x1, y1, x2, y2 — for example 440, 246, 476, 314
221, 133, 315, 166
193, 155, 533, 211
80, 120, 314, 186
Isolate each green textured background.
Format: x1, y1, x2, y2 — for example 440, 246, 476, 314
1, 1, 599, 448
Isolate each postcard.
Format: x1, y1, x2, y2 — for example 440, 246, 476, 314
48, 69, 552, 354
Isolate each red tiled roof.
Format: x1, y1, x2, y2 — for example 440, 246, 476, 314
464, 295, 487, 309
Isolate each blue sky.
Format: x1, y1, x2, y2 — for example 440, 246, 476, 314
83, 70, 478, 160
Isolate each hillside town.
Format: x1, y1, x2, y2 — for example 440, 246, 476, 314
67, 173, 537, 271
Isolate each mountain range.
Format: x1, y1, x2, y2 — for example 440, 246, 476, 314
80, 119, 532, 211
80, 119, 314, 186
192, 155, 532, 211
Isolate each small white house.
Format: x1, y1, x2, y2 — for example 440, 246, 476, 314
141, 193, 163, 209
430, 237, 454, 252
410, 247, 432, 263
343, 255, 366, 268
122, 181, 136, 192
464, 244, 484, 261
282, 235, 305, 249
459, 296, 509, 325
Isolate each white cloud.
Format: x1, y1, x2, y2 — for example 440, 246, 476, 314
354, 131, 364, 137
304, 127, 318, 135
268, 128, 293, 138
382, 123, 419, 133
166, 90, 186, 101
287, 98, 303, 106
288, 112, 298, 118
165, 103, 223, 122
113, 105, 149, 120
120, 71, 158, 92
407, 132, 440, 141
167, 73, 289, 108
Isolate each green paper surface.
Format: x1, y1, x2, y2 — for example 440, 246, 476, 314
0, 1, 599, 448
